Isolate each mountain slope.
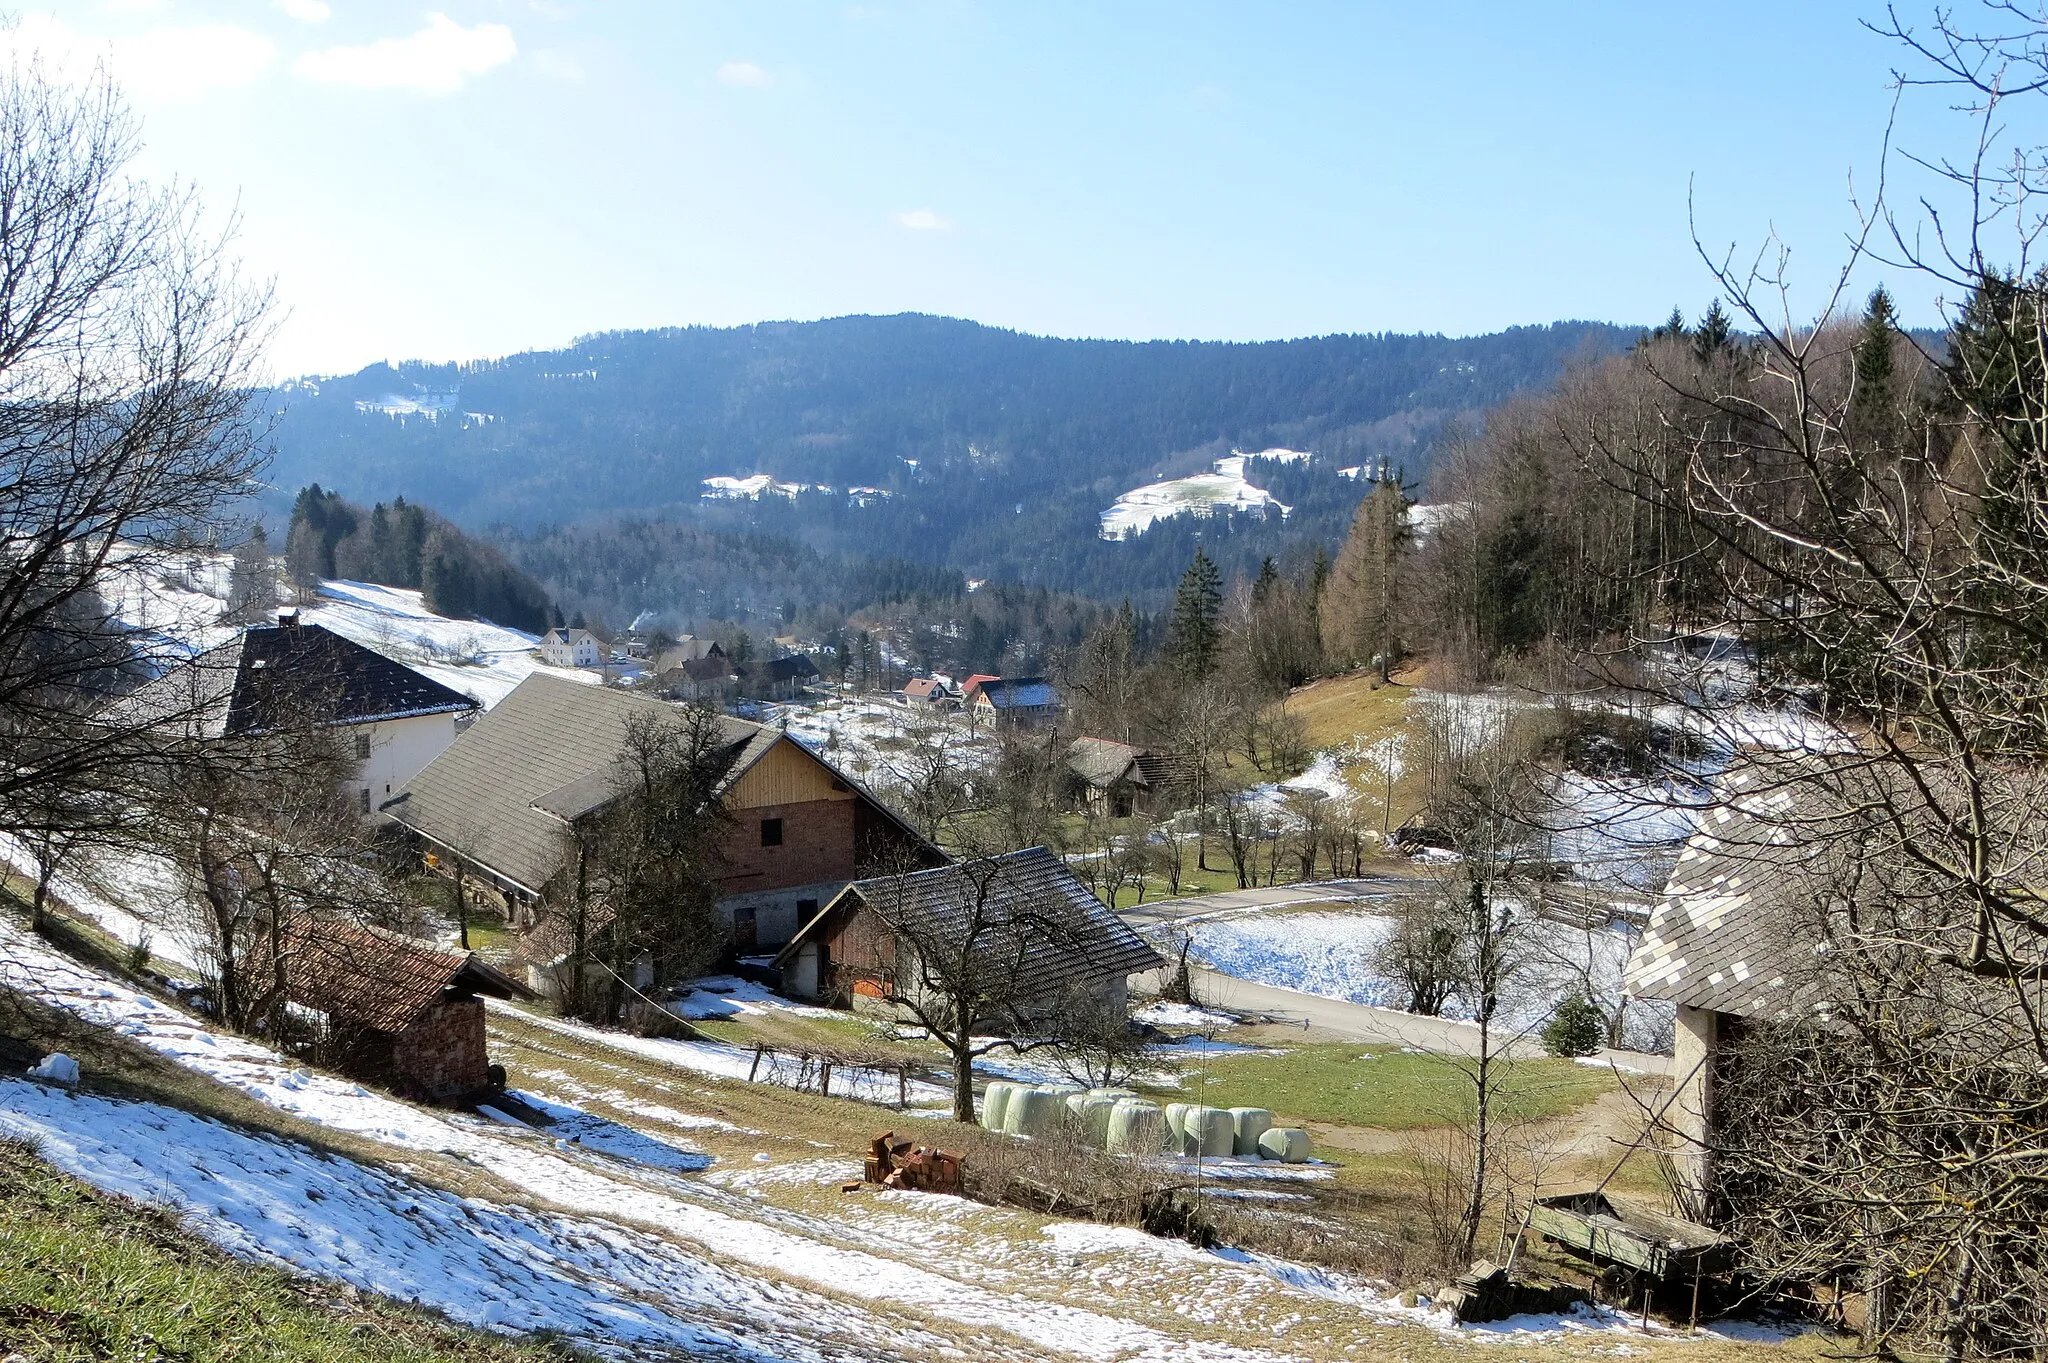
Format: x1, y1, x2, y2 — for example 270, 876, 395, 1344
266, 315, 1635, 598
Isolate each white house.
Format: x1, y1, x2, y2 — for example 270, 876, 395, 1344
108, 614, 480, 823
540, 627, 603, 669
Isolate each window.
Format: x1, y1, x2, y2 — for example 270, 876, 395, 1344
354, 733, 371, 759
359, 788, 371, 814
760, 817, 783, 847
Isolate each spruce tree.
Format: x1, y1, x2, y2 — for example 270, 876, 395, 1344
1692, 299, 1735, 363
1167, 547, 1222, 680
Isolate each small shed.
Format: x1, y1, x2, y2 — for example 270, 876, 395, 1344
277, 920, 535, 1103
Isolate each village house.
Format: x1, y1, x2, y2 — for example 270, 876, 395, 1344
386, 674, 940, 968
971, 676, 1061, 728
772, 846, 1163, 1023
657, 653, 737, 705
540, 627, 604, 668
649, 636, 724, 670
736, 652, 820, 701
1065, 737, 1193, 817
106, 613, 480, 822
896, 676, 959, 708
266, 917, 534, 1103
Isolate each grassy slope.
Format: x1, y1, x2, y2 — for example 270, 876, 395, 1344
1161, 1042, 1617, 1130
0, 1138, 578, 1363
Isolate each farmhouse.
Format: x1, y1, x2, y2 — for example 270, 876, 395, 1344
1066, 737, 1192, 817
971, 676, 1060, 728
746, 653, 820, 700
541, 627, 604, 668
773, 846, 1163, 1023
106, 613, 479, 821
265, 917, 533, 1103
897, 675, 958, 707
387, 674, 938, 955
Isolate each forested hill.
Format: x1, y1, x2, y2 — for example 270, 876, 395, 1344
264, 314, 1635, 600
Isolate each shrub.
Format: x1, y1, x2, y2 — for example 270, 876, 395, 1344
1543, 994, 1606, 1058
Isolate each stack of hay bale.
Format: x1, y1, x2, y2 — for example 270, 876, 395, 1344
979, 1080, 1311, 1163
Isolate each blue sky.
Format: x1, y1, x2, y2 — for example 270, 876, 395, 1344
27, 2, 1974, 376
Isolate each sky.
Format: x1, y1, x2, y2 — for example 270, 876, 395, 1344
19, 2, 1996, 378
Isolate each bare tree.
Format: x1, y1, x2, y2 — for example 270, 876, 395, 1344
851, 855, 1099, 1122
0, 54, 270, 861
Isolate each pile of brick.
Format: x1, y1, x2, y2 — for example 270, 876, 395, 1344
854, 1131, 965, 1195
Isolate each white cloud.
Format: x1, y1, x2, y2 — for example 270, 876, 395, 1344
715, 60, 770, 87
894, 209, 951, 232
5, 16, 277, 101
293, 12, 514, 95
274, 0, 333, 23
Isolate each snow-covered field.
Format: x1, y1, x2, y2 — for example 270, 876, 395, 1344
1180, 905, 1670, 1049
779, 695, 995, 789
1099, 449, 1307, 540
104, 548, 594, 710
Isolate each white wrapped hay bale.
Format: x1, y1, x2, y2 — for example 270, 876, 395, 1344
1195, 1107, 1236, 1158
1257, 1127, 1312, 1162
1080, 1096, 1122, 1147
1163, 1102, 1192, 1146
1106, 1099, 1165, 1154
1004, 1086, 1065, 1138
1229, 1107, 1273, 1157
982, 1081, 1017, 1130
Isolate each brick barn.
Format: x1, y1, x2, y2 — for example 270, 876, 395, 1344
275, 919, 533, 1103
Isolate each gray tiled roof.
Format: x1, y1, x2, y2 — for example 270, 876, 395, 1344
836, 846, 1164, 1001
1624, 776, 1818, 1019
388, 674, 765, 893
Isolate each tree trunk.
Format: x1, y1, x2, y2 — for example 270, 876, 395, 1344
453, 857, 469, 950
951, 1039, 976, 1123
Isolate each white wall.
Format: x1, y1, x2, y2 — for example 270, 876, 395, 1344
350, 710, 464, 822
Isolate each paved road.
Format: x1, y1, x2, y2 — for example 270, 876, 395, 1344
1118, 876, 1417, 931
1124, 877, 1673, 1076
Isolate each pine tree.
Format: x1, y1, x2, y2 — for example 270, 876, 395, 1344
1692, 299, 1735, 363
1322, 474, 1410, 680
1166, 547, 1222, 680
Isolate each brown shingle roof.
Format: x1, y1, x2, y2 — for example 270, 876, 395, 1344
270, 918, 532, 1033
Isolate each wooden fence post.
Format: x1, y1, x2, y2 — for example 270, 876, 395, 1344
748, 1045, 763, 1083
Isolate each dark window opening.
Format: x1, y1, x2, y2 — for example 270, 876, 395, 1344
355, 733, 371, 759
359, 788, 371, 814
760, 817, 784, 847
733, 904, 758, 951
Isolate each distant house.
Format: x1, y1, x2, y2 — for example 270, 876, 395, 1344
959, 674, 1000, 704
264, 917, 533, 1103
658, 653, 736, 704
541, 628, 603, 669
650, 636, 724, 671
773, 846, 1164, 1022
388, 675, 940, 966
1066, 738, 1193, 818
748, 653, 820, 701
897, 676, 959, 708
972, 676, 1060, 728
106, 613, 479, 821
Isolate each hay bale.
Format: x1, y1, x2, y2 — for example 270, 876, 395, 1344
1005, 1086, 1065, 1138
1107, 1099, 1165, 1154
1229, 1107, 1273, 1157
1195, 1107, 1236, 1158
1256, 1127, 1312, 1162
1163, 1102, 1192, 1145
1074, 1095, 1121, 1147
982, 1081, 1016, 1131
